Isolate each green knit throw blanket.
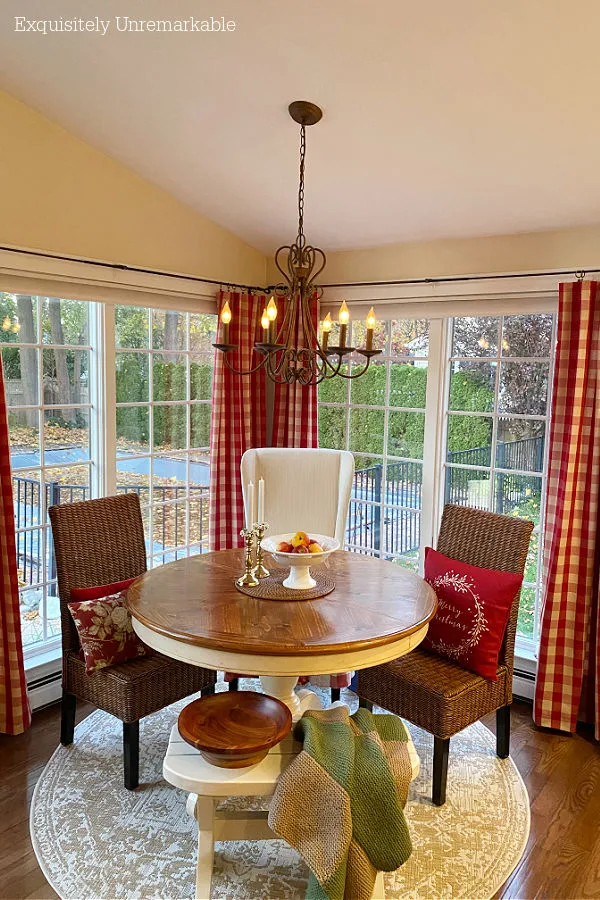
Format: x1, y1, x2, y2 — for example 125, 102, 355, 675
268, 706, 413, 900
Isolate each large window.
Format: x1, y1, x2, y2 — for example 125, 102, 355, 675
1, 293, 216, 658
318, 309, 556, 648
1, 293, 95, 652
115, 307, 215, 566
444, 314, 555, 646
318, 319, 429, 571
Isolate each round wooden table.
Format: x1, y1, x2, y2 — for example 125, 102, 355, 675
128, 548, 437, 718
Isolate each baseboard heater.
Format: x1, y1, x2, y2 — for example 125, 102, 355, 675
28, 668, 62, 711
27, 667, 536, 712
513, 667, 535, 703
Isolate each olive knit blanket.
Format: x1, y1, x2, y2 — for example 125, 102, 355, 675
268, 706, 413, 900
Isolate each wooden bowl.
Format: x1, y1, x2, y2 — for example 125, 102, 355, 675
178, 691, 293, 769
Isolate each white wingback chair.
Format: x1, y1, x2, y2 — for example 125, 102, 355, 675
240, 448, 355, 543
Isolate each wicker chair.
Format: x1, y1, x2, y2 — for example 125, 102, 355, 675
49, 493, 217, 790
357, 504, 533, 806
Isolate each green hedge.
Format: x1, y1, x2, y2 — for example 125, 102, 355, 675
116, 360, 212, 447
318, 363, 495, 457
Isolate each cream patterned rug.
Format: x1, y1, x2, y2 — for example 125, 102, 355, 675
30, 684, 529, 900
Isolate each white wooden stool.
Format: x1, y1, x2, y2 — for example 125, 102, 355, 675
163, 721, 420, 900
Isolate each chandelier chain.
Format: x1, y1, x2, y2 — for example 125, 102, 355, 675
297, 124, 306, 250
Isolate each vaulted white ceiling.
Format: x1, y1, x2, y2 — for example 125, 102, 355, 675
1, 0, 600, 254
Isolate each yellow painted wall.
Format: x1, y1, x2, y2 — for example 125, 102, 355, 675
266, 224, 600, 286
0, 90, 266, 286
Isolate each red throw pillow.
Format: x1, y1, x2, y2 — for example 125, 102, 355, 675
68, 578, 150, 675
423, 547, 523, 681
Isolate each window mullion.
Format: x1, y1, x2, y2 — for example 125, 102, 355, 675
420, 318, 447, 570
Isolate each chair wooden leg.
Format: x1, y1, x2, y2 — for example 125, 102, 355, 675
123, 721, 140, 791
496, 704, 511, 759
331, 688, 341, 704
228, 678, 239, 692
433, 736, 450, 806
60, 691, 77, 746
358, 698, 373, 711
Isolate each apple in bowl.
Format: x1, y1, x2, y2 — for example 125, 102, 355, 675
261, 532, 340, 590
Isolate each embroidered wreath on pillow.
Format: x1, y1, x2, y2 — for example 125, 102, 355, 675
428, 571, 488, 659
423, 547, 523, 681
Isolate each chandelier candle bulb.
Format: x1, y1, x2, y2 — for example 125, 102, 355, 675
266, 297, 278, 343
220, 300, 232, 345
261, 308, 270, 333
338, 300, 350, 349
366, 307, 376, 351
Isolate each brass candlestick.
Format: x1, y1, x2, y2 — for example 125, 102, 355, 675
236, 528, 259, 587
252, 523, 270, 579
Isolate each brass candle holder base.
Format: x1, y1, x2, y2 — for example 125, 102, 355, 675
252, 523, 270, 579
236, 528, 259, 588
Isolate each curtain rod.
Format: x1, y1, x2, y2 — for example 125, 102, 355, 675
0, 245, 265, 293
316, 267, 599, 290
1, 245, 598, 294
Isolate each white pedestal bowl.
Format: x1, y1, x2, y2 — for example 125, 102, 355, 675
261, 532, 340, 590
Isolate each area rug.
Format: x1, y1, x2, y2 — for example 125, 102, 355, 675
30, 684, 530, 899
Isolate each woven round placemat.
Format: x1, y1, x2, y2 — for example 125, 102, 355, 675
235, 568, 335, 600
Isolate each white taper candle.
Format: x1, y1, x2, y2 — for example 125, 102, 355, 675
257, 477, 265, 524
246, 481, 255, 528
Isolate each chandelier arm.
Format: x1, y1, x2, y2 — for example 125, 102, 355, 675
266, 348, 297, 384
302, 292, 321, 351
222, 352, 268, 377
326, 357, 374, 380
274, 292, 295, 347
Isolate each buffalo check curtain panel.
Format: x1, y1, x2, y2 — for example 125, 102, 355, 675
534, 280, 600, 739
0, 355, 31, 735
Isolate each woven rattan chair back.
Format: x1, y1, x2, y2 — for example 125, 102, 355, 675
436, 504, 533, 673
49, 493, 147, 655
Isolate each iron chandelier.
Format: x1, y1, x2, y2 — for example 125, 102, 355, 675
213, 101, 382, 385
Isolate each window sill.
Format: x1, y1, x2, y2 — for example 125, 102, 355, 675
25, 644, 61, 681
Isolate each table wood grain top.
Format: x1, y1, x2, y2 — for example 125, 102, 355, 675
127, 548, 437, 658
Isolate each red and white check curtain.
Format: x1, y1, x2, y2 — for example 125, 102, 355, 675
534, 280, 600, 739
209, 291, 268, 551
0, 355, 31, 734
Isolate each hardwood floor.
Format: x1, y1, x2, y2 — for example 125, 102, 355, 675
0, 700, 598, 900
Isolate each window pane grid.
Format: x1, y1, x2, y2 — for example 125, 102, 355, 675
319, 319, 428, 562
115, 306, 214, 564
1, 293, 94, 654
444, 313, 556, 645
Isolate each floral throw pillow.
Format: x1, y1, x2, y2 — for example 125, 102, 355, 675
422, 547, 524, 681
68, 579, 150, 675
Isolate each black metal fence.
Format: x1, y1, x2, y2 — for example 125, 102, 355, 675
14, 434, 544, 586
445, 436, 544, 512
346, 461, 423, 558
12, 475, 210, 588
